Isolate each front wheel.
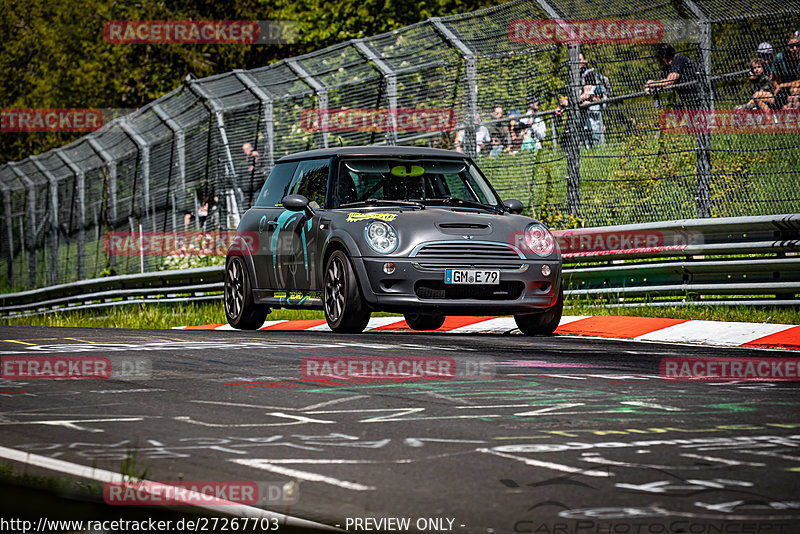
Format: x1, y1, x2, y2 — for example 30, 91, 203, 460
404, 314, 446, 331
514, 287, 563, 336
323, 250, 371, 333
224, 255, 269, 330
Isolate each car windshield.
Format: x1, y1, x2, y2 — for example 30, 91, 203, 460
336, 158, 503, 213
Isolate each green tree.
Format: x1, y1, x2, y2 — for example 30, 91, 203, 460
0, 0, 495, 165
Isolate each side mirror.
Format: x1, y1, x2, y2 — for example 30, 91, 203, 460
503, 199, 524, 215
282, 194, 315, 217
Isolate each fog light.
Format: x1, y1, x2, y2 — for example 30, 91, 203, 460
383, 262, 396, 274
541, 264, 551, 276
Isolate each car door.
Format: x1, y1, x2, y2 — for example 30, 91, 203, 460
248, 161, 298, 289
272, 158, 330, 292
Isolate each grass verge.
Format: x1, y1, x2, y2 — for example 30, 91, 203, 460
1, 299, 797, 329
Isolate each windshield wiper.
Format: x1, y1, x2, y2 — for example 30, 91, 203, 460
425, 197, 503, 214
340, 198, 425, 209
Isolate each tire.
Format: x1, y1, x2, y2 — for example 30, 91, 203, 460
323, 250, 371, 333
224, 255, 269, 330
404, 314, 446, 331
514, 287, 563, 336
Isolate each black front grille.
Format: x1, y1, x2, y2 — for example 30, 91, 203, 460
414, 281, 524, 300
416, 262, 524, 270
414, 242, 521, 262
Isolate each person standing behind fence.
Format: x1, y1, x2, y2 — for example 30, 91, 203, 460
579, 53, 611, 147
454, 113, 491, 155
645, 44, 701, 109
488, 105, 511, 158
772, 32, 800, 109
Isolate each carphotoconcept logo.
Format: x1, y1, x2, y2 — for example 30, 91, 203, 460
300, 108, 456, 133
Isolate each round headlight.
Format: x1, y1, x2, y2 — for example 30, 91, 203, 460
365, 220, 398, 254
525, 223, 555, 256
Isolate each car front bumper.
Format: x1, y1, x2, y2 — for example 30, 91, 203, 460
353, 257, 562, 315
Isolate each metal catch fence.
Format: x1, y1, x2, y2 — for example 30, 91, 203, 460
2, 0, 799, 291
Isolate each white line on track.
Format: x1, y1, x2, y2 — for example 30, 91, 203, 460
0, 445, 339, 530
232, 459, 375, 491
478, 447, 612, 477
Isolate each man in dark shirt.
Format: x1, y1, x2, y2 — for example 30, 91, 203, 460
772, 33, 800, 109
645, 44, 701, 109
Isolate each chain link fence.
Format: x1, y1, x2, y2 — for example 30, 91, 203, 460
2, 0, 799, 291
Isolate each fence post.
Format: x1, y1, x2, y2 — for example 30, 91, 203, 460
353, 39, 400, 147
152, 105, 188, 226
1, 175, 15, 288
30, 157, 60, 286
566, 43, 582, 216
187, 79, 242, 228
528, 0, 581, 216
9, 163, 38, 288
88, 137, 118, 269
286, 58, 330, 150
119, 118, 152, 223
430, 18, 477, 160
233, 70, 276, 194
682, 0, 713, 218
54, 150, 85, 281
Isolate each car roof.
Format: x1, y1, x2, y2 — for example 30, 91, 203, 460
276, 146, 468, 163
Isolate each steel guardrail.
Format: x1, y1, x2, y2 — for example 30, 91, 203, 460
1, 214, 799, 317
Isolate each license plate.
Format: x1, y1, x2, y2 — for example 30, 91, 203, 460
444, 269, 499, 285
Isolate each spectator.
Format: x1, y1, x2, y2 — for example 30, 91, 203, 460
553, 95, 570, 150
488, 105, 510, 157
757, 42, 774, 76
580, 53, 613, 146
580, 69, 607, 148
580, 53, 613, 98
508, 108, 524, 153
184, 186, 218, 231
645, 44, 701, 109
453, 114, 491, 155
736, 58, 775, 111
520, 96, 547, 152
476, 115, 491, 155
773, 32, 800, 109
242, 142, 262, 175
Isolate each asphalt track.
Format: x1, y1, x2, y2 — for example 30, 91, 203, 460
1, 324, 799, 533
